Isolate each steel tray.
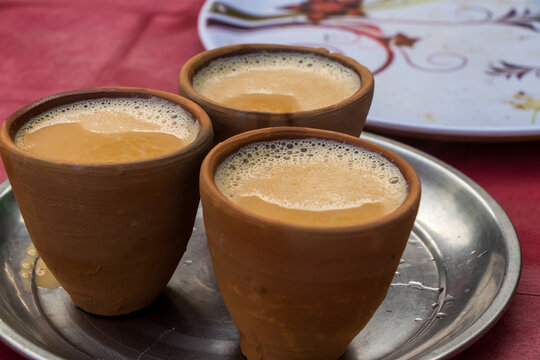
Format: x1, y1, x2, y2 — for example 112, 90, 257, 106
0, 133, 521, 359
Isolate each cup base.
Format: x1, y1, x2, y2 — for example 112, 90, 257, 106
239, 336, 347, 360
72, 293, 160, 317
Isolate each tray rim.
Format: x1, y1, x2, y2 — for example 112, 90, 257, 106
363, 132, 522, 359
0, 132, 522, 360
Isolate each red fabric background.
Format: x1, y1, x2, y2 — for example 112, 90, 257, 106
0, 0, 538, 359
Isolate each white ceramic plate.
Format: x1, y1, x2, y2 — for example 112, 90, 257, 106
198, 0, 540, 141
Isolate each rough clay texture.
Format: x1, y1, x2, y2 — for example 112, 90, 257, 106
179, 44, 374, 143
200, 127, 421, 360
0, 88, 213, 316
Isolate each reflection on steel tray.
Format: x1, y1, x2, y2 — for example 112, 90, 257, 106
0, 133, 521, 359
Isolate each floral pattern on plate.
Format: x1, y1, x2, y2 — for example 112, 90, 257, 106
198, 0, 540, 140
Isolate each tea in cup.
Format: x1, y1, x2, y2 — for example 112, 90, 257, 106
179, 44, 374, 142
200, 127, 420, 359
0, 87, 213, 316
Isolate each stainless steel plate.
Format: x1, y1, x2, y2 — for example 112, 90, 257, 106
0, 133, 521, 360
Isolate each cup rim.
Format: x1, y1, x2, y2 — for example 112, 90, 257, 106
200, 127, 421, 234
178, 43, 374, 119
0, 87, 214, 170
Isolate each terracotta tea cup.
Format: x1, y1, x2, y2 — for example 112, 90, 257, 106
200, 127, 421, 360
0, 87, 213, 316
179, 44, 374, 143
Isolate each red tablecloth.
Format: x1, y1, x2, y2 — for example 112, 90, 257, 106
0, 1, 538, 359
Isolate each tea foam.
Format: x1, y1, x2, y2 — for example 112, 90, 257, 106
16, 97, 200, 147
215, 138, 407, 212
193, 52, 361, 112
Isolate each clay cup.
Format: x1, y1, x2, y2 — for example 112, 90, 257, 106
179, 44, 374, 143
0, 88, 213, 316
200, 127, 421, 360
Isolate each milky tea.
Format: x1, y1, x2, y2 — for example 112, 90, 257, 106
215, 138, 407, 227
15, 97, 200, 162
192, 52, 361, 113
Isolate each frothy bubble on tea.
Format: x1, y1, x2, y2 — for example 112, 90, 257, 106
192, 52, 361, 113
215, 138, 407, 227
15, 97, 200, 163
